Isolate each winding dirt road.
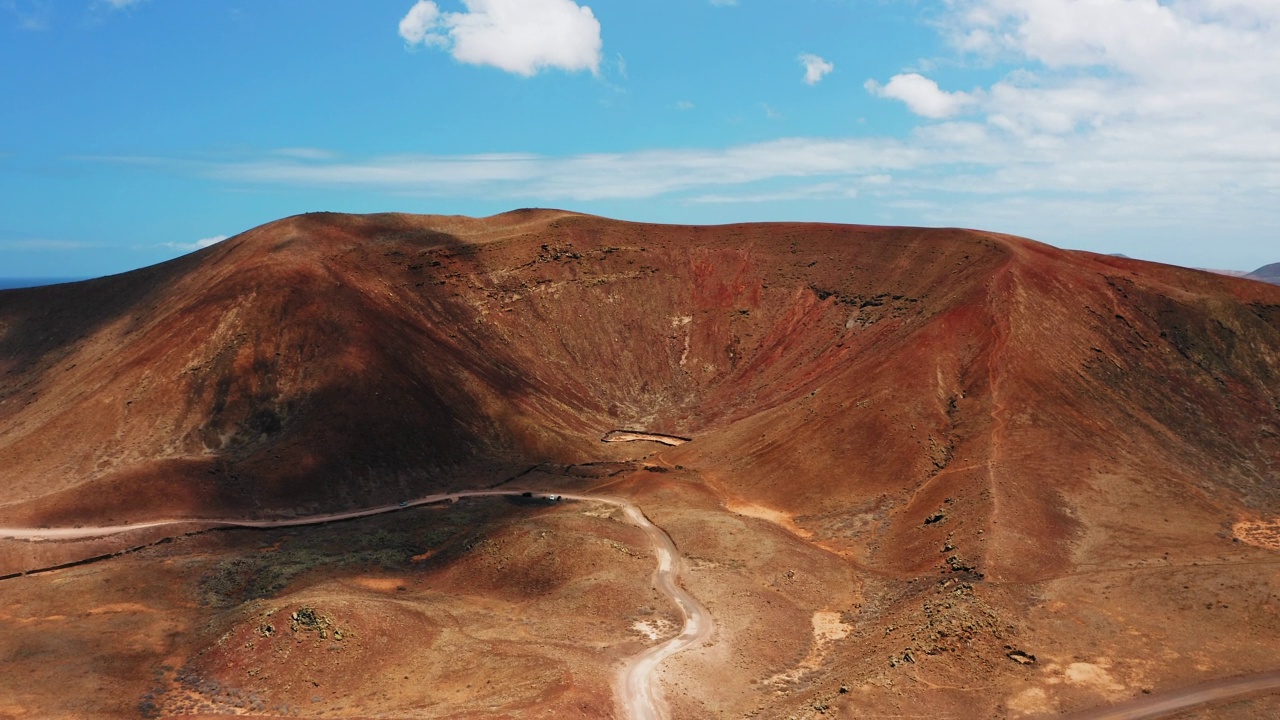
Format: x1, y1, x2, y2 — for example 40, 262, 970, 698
614, 502, 714, 720
0, 489, 713, 720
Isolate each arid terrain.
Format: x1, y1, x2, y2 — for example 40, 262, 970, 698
1, 210, 1278, 719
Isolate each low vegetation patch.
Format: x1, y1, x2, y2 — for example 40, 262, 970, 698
198, 507, 481, 606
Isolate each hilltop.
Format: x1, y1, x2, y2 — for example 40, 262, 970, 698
1, 211, 1278, 718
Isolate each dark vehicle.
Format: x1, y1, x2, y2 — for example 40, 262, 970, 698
522, 491, 533, 497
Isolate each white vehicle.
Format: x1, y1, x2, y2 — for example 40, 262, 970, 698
545, 494, 562, 501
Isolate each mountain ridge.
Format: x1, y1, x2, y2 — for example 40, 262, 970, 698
2, 211, 1278, 586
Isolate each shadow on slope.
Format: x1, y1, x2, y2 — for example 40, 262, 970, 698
2, 211, 1279, 588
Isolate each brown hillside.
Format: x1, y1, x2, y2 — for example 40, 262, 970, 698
3, 211, 1280, 719
1, 210, 1278, 581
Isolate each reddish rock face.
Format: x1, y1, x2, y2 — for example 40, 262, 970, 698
2, 210, 1278, 583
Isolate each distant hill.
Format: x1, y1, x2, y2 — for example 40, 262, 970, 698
1247, 262, 1280, 285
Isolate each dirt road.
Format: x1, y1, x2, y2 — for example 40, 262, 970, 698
0, 489, 712, 720
0, 490, 523, 540
614, 502, 714, 720
1059, 671, 1280, 719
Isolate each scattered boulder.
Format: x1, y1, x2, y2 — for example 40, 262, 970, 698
289, 606, 343, 640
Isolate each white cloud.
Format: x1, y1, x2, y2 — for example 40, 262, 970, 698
91, 111, 1274, 209
798, 53, 834, 85
154, 140, 923, 201
929, 0, 1280, 141
675, 100, 695, 111
158, 235, 228, 252
81, 0, 1280, 265
78, 113, 1280, 269
399, 1, 443, 46
709, 0, 738, 6
867, 0, 1280, 140
861, 0, 1280, 262
689, 182, 860, 204
195, 235, 228, 248
398, 0, 603, 77
865, 73, 976, 119
103, 0, 146, 8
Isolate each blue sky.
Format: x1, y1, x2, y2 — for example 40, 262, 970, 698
1, 0, 1277, 278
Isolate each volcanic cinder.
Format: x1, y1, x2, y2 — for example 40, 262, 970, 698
1, 210, 1278, 719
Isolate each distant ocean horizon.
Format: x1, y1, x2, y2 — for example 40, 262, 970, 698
0, 278, 88, 291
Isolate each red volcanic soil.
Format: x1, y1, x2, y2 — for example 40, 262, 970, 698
2, 210, 1280, 718
3, 211, 1277, 568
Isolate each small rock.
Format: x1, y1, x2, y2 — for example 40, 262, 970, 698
1006, 650, 1036, 665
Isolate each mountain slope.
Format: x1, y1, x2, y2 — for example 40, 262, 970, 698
1, 211, 1278, 586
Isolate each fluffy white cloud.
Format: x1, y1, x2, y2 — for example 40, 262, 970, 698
865, 73, 976, 119
870, 0, 1280, 138
798, 53, 834, 85
398, 0, 602, 77
398, 1, 443, 46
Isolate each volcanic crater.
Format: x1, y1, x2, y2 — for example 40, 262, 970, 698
1, 210, 1279, 719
